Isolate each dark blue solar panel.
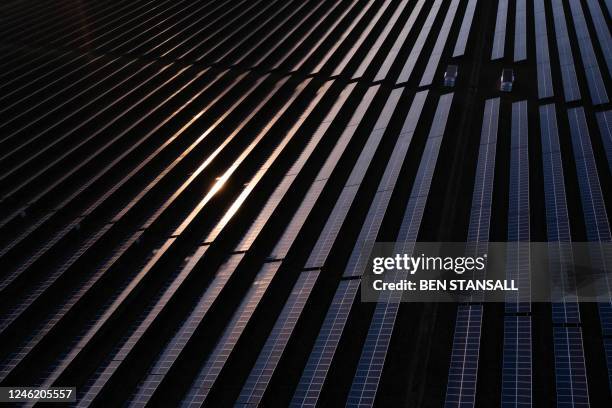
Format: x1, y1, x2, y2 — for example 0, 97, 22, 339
501, 316, 532, 407
291, 279, 361, 407
585, 0, 612, 77
539, 104, 581, 324
491, 0, 508, 60
566, 1, 609, 105
352, 0, 412, 80
502, 102, 531, 407
514, 0, 527, 61
505, 101, 530, 312
396, 0, 444, 84
373, 0, 427, 81
568, 107, 612, 389
304, 88, 403, 268
553, 327, 590, 406
445, 98, 499, 408
347, 94, 454, 405
453, 0, 478, 57
445, 305, 482, 408
181, 261, 280, 406
534, 0, 554, 98
343, 90, 428, 277
551, 0, 581, 102
237, 270, 319, 406
420, 0, 461, 86
595, 111, 612, 175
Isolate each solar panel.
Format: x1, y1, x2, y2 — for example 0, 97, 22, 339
491, 0, 508, 60
303, 88, 403, 266
567, 107, 612, 388
445, 305, 482, 408
514, 0, 527, 61
237, 270, 319, 406
566, 0, 609, 105
291, 279, 361, 407
396, 0, 444, 84
533, 0, 553, 98
595, 111, 612, 174
445, 98, 499, 408
352, 0, 412, 79
347, 94, 454, 405
342, 90, 428, 277
181, 261, 280, 406
553, 327, 590, 406
287, 0, 362, 71
420, 0, 461, 86
235, 84, 356, 249
501, 316, 532, 407
501, 101, 531, 407
126, 85, 375, 405
453, 0, 478, 57
584, 0, 612, 77
551, 0, 581, 102
539, 104, 581, 324
310, 1, 377, 74
505, 101, 530, 312
331, 0, 394, 76
373, 0, 426, 81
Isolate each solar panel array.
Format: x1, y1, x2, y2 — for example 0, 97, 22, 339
501, 101, 531, 407
445, 98, 499, 408
1, 0, 611, 407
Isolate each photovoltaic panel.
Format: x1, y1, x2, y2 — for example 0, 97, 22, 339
491, 0, 508, 60
270, 85, 383, 260
331, 0, 394, 76
294, 91, 427, 404
585, 0, 612, 77
180, 261, 280, 406
237, 270, 320, 406
567, 107, 612, 388
310, 1, 377, 74
395, 0, 444, 84
595, 111, 612, 174
342, 90, 428, 277
303, 88, 403, 267
514, 0, 527, 62
539, 105, 590, 405
534, 0, 554, 98
501, 316, 532, 407
445, 98, 499, 408
291, 279, 361, 407
566, 0, 609, 105
501, 101, 531, 408
351, 0, 412, 79
551, 0, 581, 102
347, 94, 453, 406
373, 0, 427, 81
445, 305, 482, 408
553, 327, 590, 407
453, 0, 478, 57
505, 101, 530, 312
128, 85, 375, 406
539, 104, 580, 324
71, 79, 351, 405
420, 0, 461, 86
